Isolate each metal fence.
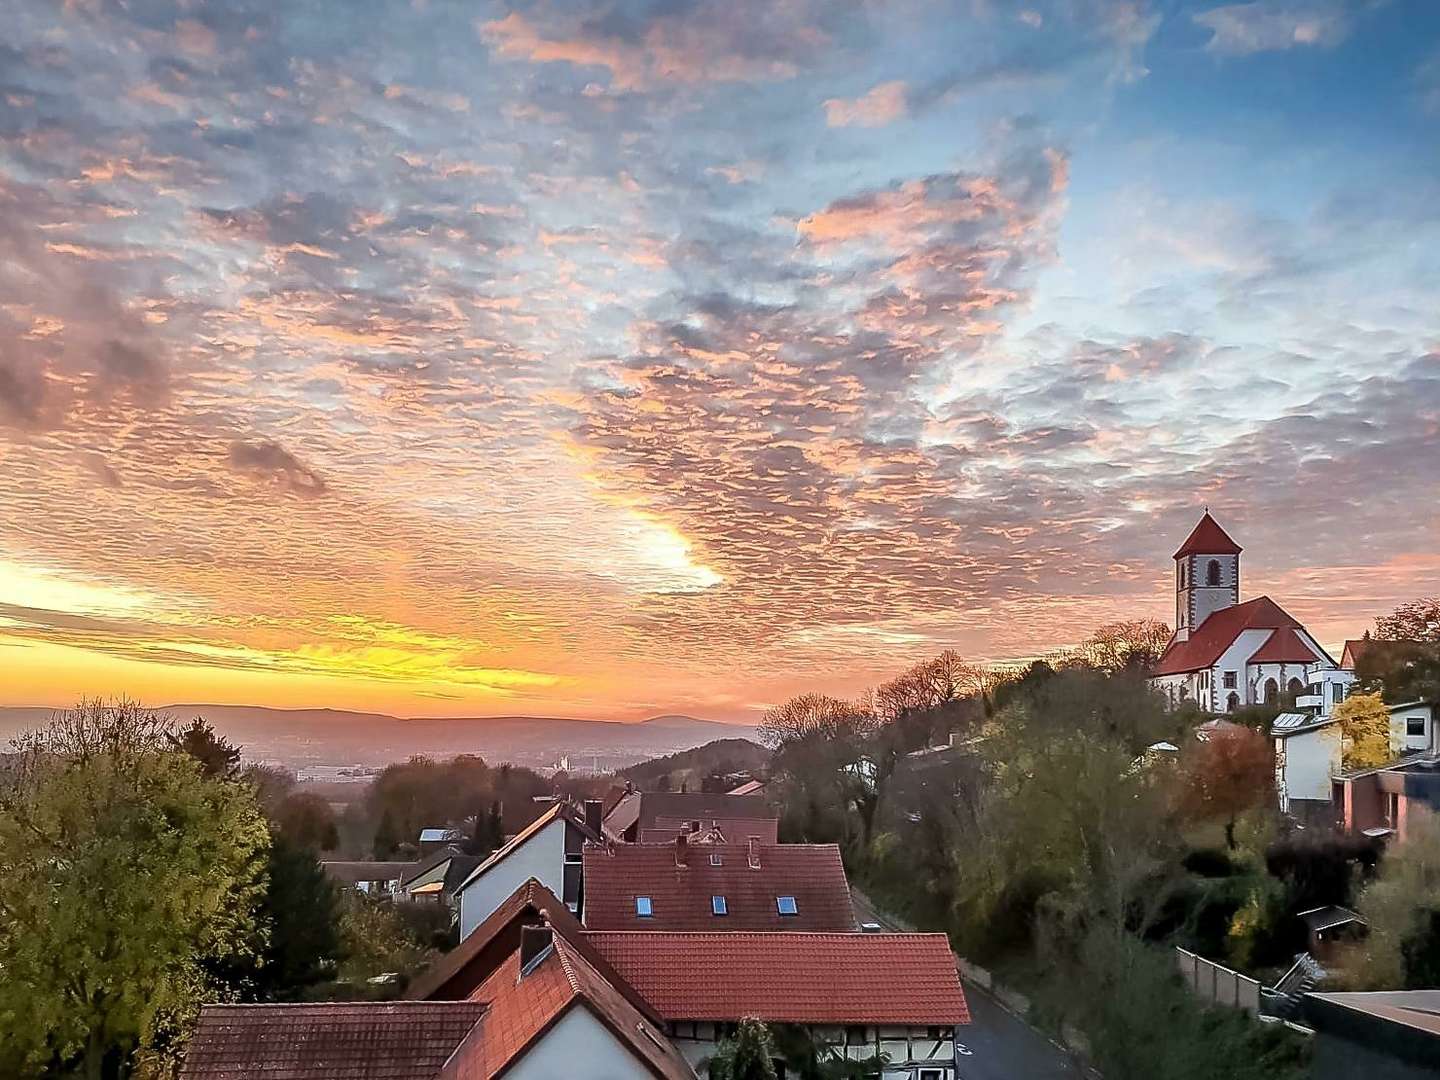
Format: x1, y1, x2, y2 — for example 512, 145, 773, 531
1175, 947, 1261, 1015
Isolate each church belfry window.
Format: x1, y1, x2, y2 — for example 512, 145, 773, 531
1207, 559, 1221, 586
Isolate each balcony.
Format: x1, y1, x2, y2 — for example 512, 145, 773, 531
1295, 694, 1324, 709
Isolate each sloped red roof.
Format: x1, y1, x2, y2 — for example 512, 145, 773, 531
451, 937, 693, 1080
454, 803, 600, 896
179, 1002, 486, 1080
584, 931, 970, 1026
1173, 511, 1242, 558
408, 878, 658, 1025
637, 818, 779, 845
1152, 596, 1312, 676
1249, 626, 1324, 665
582, 842, 855, 931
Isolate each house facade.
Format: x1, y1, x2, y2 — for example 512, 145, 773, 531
1152, 513, 1355, 714
454, 801, 602, 940
1334, 755, 1440, 841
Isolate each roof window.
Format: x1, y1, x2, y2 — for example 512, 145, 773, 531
635, 896, 653, 917
777, 896, 798, 916
711, 895, 728, 916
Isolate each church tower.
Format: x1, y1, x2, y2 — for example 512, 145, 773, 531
1172, 511, 1241, 642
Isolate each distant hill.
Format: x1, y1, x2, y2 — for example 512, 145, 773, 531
0, 704, 757, 773
619, 737, 771, 789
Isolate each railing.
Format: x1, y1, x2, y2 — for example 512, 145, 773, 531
1174, 947, 1261, 1015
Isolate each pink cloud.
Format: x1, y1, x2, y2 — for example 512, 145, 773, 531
823, 81, 907, 127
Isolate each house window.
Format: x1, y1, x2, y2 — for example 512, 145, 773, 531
1385, 793, 1400, 826
1207, 559, 1221, 586
710, 853, 723, 866
1226, 692, 1240, 713
926, 1026, 944, 1041
777, 895, 798, 916
1223, 671, 1237, 689
1264, 678, 1279, 705
845, 1025, 867, 1045
1333, 684, 1345, 705
918, 1071, 945, 1080
635, 896, 653, 917
1408, 717, 1427, 737
712, 896, 728, 916
1288, 678, 1304, 695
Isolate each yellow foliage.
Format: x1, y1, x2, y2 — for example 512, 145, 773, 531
1335, 691, 1391, 770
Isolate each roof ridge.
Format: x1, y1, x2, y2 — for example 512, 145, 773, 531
550, 932, 585, 996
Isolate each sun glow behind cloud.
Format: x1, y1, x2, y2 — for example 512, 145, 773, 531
0, 0, 1438, 719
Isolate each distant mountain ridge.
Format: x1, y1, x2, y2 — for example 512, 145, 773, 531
0, 703, 756, 773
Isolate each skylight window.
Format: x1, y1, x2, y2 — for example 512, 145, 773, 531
635, 896, 653, 917
712, 895, 728, 916
777, 895, 798, 916
709, 853, 723, 866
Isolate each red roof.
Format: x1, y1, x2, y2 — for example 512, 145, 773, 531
408, 878, 657, 1025
179, 1002, 486, 1079
1152, 596, 1317, 676
637, 818, 779, 845
1173, 512, 1242, 559
585, 931, 970, 1026
451, 937, 693, 1080
1249, 626, 1324, 665
582, 842, 855, 931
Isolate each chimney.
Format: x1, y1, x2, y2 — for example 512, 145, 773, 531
584, 799, 603, 836
675, 832, 689, 867
747, 836, 761, 870
520, 924, 553, 973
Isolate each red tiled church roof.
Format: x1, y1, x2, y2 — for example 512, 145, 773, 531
451, 936, 693, 1080
584, 931, 970, 1027
179, 1001, 486, 1080
1173, 511, 1242, 559
582, 841, 855, 931
1152, 596, 1312, 676
1249, 626, 1324, 665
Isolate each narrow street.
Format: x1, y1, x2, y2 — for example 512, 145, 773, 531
850, 889, 1083, 1080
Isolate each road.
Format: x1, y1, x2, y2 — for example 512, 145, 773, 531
850, 888, 1083, 1080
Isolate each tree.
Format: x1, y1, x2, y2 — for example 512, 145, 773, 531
758, 693, 877, 747
1375, 598, 1440, 643
1355, 639, 1440, 706
253, 834, 344, 998
242, 763, 297, 816
0, 701, 269, 1078
372, 807, 401, 859
1179, 725, 1273, 850
1351, 810, 1440, 989
707, 1018, 779, 1080
1068, 619, 1173, 675
166, 715, 243, 779
275, 792, 340, 853
1334, 691, 1391, 769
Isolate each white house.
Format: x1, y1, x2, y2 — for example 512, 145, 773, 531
1151, 512, 1355, 714
1389, 700, 1438, 755
454, 800, 602, 940
1271, 713, 1345, 824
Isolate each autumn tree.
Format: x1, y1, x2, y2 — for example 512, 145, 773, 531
758, 693, 877, 746
1179, 724, 1273, 849
275, 791, 341, 852
1334, 691, 1392, 769
1375, 598, 1440, 643
0, 701, 269, 1078
1066, 618, 1173, 675
1351, 810, 1440, 989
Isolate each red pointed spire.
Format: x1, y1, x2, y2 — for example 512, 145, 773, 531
1173, 511, 1242, 559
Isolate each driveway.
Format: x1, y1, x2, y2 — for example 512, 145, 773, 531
850, 888, 1084, 1080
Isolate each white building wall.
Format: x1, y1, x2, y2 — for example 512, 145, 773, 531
505, 1003, 670, 1080
1211, 629, 1274, 707
457, 818, 565, 940
1389, 702, 1436, 754
1275, 725, 1342, 808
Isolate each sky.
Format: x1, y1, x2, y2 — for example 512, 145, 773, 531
1, 0, 1438, 722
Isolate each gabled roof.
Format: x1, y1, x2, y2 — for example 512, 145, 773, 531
1173, 511, 1242, 559
451, 936, 693, 1080
582, 841, 855, 931
179, 1001, 486, 1079
1249, 626, 1325, 665
1152, 596, 1327, 676
454, 803, 601, 896
585, 931, 970, 1026
602, 788, 642, 841
322, 860, 421, 885
408, 878, 659, 1025
635, 792, 771, 833
1340, 638, 1373, 669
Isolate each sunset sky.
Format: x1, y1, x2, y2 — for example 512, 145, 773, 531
2, 0, 1438, 721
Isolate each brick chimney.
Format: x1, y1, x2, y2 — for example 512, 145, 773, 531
520, 924, 553, 973
584, 799, 603, 836
747, 836, 761, 870
675, 832, 689, 868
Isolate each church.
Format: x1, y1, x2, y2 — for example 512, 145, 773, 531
1150, 512, 1354, 714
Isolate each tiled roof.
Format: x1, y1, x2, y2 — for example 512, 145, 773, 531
637, 818, 779, 845
635, 792, 771, 833
407, 878, 659, 1025
453, 803, 600, 896
585, 932, 970, 1026
602, 789, 642, 840
1249, 626, 1324, 665
1173, 511, 1242, 558
582, 842, 854, 931
1152, 596, 1315, 676
179, 1002, 486, 1080
451, 937, 693, 1080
